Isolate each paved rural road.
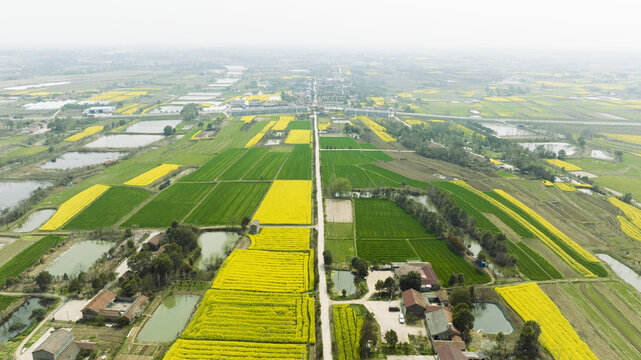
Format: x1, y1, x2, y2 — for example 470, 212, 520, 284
313, 100, 332, 359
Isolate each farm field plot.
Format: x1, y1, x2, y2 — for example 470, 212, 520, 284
182, 290, 314, 343
122, 183, 214, 228
0, 239, 33, 267
163, 339, 308, 360
212, 249, 313, 293
410, 239, 490, 285
245, 120, 276, 148
507, 241, 563, 281
124, 163, 181, 186
243, 151, 289, 180
185, 182, 269, 226
540, 281, 641, 359
332, 304, 363, 360
248, 227, 310, 251
617, 216, 641, 242
0, 235, 64, 285
180, 149, 245, 182
568, 154, 641, 201
356, 239, 418, 262
272, 115, 294, 131
450, 181, 600, 278
544, 158, 582, 171
284, 129, 311, 144
277, 144, 312, 180
40, 184, 111, 230
321, 150, 392, 166
354, 199, 433, 239
360, 164, 430, 189
497, 282, 598, 360
488, 190, 606, 277
64, 126, 104, 142
319, 136, 360, 149
326, 239, 356, 263
63, 187, 151, 229
288, 120, 311, 130
356, 116, 395, 142
253, 180, 312, 225
218, 148, 268, 180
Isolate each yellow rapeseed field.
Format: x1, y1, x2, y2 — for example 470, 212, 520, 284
540, 180, 554, 186
115, 103, 140, 115
494, 189, 598, 262
245, 121, 276, 148
496, 283, 598, 360
554, 183, 576, 192
617, 216, 641, 242
544, 159, 582, 171
285, 130, 311, 144
87, 90, 149, 102
40, 184, 110, 230
490, 159, 503, 165
357, 116, 395, 142
608, 197, 641, 228
163, 339, 308, 360
249, 227, 311, 251
124, 164, 181, 186
253, 180, 312, 224
272, 115, 294, 131
405, 119, 423, 126
603, 133, 641, 145
64, 126, 104, 142
240, 115, 256, 123
212, 249, 313, 293
318, 122, 331, 130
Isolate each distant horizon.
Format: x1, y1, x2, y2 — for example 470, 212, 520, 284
1, 0, 640, 52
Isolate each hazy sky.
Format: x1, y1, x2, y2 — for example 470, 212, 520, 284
1, 0, 640, 51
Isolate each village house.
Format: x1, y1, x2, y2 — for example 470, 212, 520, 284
81, 289, 148, 323
402, 289, 428, 316
32, 329, 79, 360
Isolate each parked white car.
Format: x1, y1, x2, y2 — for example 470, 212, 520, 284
399, 313, 405, 324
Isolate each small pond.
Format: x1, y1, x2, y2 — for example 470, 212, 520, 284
125, 120, 182, 134
482, 124, 534, 138
0, 181, 51, 212
519, 142, 577, 155
0, 298, 45, 343
591, 150, 614, 160
196, 232, 238, 270
46, 240, 113, 277
40, 151, 125, 170
472, 302, 513, 334
597, 254, 641, 293
84, 135, 163, 149
136, 295, 199, 342
333, 271, 356, 295
12, 209, 56, 233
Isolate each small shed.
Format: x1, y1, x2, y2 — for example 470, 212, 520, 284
402, 289, 428, 316
425, 308, 460, 341
249, 220, 261, 234
436, 344, 467, 360
32, 329, 80, 360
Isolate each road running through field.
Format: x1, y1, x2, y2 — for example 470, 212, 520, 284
313, 91, 332, 359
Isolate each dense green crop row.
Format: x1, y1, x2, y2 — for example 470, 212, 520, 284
122, 183, 214, 228
0, 294, 20, 312
288, 120, 311, 130
64, 187, 151, 229
186, 182, 270, 226
354, 199, 433, 239
219, 148, 268, 180
355, 239, 419, 262
319, 137, 360, 149
0, 235, 64, 285
180, 149, 245, 182
507, 241, 563, 280
277, 145, 312, 180
243, 152, 289, 180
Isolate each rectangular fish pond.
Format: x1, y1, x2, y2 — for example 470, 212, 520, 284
136, 295, 199, 342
